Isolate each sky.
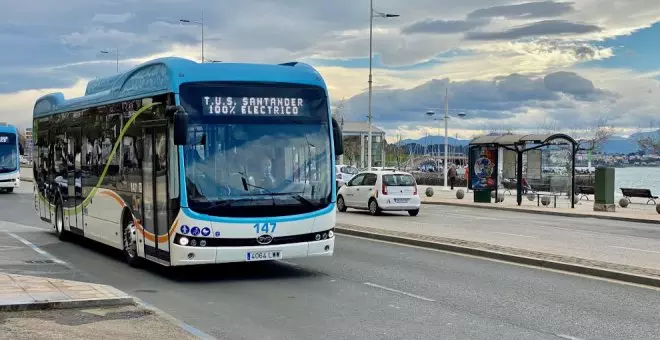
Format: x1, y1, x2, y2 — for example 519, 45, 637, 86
1, 0, 660, 142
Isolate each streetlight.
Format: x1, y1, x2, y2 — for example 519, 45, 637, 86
100, 49, 119, 73
425, 88, 467, 190
180, 13, 204, 62
367, 0, 399, 170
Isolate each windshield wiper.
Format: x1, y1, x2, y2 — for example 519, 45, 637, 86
193, 197, 257, 212
240, 177, 315, 208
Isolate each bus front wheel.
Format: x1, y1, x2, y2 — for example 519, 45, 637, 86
54, 203, 68, 241
123, 221, 141, 267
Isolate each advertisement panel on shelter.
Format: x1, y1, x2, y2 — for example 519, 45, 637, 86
469, 146, 498, 190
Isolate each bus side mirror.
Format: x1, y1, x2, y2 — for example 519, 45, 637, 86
170, 107, 188, 146
332, 118, 344, 156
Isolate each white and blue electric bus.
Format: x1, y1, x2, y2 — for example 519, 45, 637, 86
32, 57, 343, 267
0, 124, 20, 193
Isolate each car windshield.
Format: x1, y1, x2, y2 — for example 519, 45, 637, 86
341, 166, 358, 175
383, 174, 415, 186
0, 133, 17, 173
180, 82, 332, 217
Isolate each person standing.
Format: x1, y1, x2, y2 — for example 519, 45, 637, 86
448, 164, 457, 190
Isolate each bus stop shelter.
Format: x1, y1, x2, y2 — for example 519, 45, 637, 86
468, 133, 579, 208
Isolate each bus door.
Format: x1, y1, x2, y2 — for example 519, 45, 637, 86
141, 125, 170, 263
66, 128, 83, 235
36, 129, 51, 223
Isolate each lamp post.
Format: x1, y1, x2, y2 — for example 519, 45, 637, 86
425, 89, 466, 190
367, 0, 399, 170
180, 13, 204, 63
100, 49, 119, 73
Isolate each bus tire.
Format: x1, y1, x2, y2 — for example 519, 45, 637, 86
123, 220, 141, 267
54, 202, 69, 241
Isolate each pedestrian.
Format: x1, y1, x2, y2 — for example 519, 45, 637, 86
448, 164, 457, 190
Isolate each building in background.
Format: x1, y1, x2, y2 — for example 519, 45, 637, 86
340, 121, 386, 168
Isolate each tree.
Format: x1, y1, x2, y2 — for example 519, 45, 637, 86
342, 136, 361, 166
637, 132, 660, 154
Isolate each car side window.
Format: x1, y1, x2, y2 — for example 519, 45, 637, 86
363, 173, 377, 186
348, 174, 365, 186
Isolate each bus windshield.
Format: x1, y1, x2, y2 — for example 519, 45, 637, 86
179, 83, 332, 217
0, 133, 17, 173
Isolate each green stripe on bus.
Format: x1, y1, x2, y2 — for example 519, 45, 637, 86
37, 102, 162, 215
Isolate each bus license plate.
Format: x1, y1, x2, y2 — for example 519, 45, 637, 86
246, 251, 282, 262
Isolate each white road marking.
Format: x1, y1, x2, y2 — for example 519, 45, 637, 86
7, 232, 67, 265
0, 222, 50, 232
363, 282, 435, 302
491, 232, 538, 239
556, 334, 584, 340
338, 234, 660, 292
609, 246, 660, 255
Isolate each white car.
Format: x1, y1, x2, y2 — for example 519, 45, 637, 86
336, 170, 421, 216
335, 164, 358, 188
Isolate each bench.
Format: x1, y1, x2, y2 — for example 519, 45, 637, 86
576, 186, 595, 201
620, 188, 658, 205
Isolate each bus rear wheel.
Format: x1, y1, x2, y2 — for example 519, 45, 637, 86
123, 221, 141, 267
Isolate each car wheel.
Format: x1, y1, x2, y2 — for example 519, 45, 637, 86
123, 220, 141, 267
408, 209, 420, 216
337, 195, 348, 212
54, 202, 68, 241
368, 199, 380, 216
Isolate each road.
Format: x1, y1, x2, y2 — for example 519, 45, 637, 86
337, 203, 660, 271
2, 185, 660, 339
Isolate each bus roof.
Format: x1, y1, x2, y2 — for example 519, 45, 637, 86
0, 124, 18, 134
33, 57, 328, 118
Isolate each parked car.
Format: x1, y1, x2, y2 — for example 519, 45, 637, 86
336, 164, 358, 188
337, 170, 420, 216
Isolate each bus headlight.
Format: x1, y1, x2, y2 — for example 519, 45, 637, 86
328, 230, 334, 238
179, 237, 189, 246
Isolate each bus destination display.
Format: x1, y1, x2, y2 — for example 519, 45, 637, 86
202, 96, 306, 116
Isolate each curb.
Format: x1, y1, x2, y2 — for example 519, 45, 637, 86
0, 296, 134, 312
335, 226, 660, 288
422, 200, 660, 225
20, 177, 33, 183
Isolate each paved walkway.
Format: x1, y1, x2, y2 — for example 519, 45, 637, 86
419, 185, 660, 223
0, 273, 132, 310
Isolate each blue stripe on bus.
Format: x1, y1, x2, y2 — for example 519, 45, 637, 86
180, 203, 334, 224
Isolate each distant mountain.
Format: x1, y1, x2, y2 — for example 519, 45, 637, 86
397, 130, 659, 154
398, 136, 470, 146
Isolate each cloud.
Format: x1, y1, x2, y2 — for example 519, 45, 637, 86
466, 20, 602, 41
467, 1, 575, 20
92, 13, 135, 24
402, 18, 487, 35
341, 70, 614, 133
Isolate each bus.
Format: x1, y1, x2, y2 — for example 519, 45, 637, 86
0, 124, 20, 193
32, 57, 344, 267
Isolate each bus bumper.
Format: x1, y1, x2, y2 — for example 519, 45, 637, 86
0, 176, 20, 189
169, 238, 335, 266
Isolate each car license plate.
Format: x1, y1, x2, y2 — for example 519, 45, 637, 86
394, 198, 409, 203
246, 250, 282, 262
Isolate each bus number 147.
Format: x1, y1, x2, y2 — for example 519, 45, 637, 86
253, 223, 276, 234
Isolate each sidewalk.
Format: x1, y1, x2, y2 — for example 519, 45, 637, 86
419, 185, 660, 224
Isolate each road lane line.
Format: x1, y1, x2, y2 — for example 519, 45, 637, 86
609, 246, 660, 255
7, 232, 67, 265
363, 282, 435, 302
491, 232, 538, 239
556, 334, 584, 340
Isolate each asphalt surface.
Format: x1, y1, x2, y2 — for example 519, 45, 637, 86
2, 185, 660, 339
337, 202, 660, 271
